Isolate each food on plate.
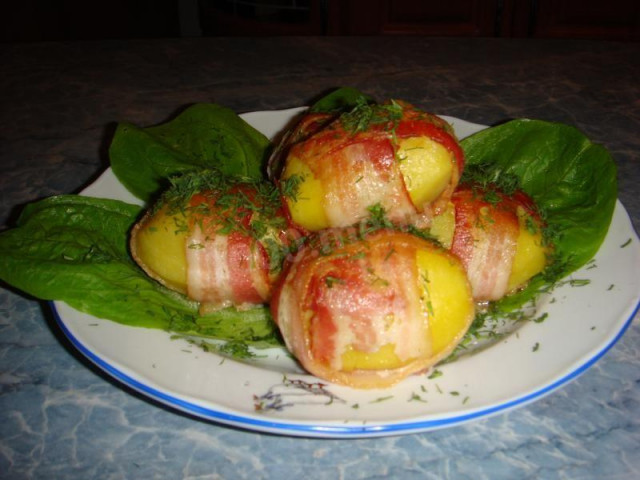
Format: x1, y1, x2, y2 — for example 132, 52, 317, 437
0, 88, 619, 385
429, 185, 550, 302
271, 228, 475, 388
130, 171, 298, 313
270, 99, 464, 232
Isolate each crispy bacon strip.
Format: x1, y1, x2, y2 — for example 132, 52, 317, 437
186, 229, 271, 311
298, 136, 416, 227
450, 186, 537, 301
184, 186, 292, 313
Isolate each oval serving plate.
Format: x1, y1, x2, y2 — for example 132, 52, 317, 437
52, 107, 640, 438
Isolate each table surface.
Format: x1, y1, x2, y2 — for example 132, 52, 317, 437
1, 36, 638, 479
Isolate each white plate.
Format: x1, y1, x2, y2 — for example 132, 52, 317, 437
52, 107, 640, 438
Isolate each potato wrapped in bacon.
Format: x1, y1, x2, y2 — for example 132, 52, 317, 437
271, 228, 475, 389
130, 171, 298, 313
430, 184, 551, 302
271, 100, 464, 232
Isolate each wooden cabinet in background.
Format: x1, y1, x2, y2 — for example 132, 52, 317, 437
2, 0, 180, 42
3, 0, 639, 42
326, 0, 499, 37
199, 0, 640, 41
199, 0, 326, 36
527, 0, 640, 40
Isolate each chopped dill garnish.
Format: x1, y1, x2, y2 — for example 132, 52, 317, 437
444, 296, 544, 363
405, 224, 437, 243
384, 247, 396, 261
174, 335, 259, 360
369, 395, 394, 404
533, 312, 548, 323
481, 188, 502, 205
340, 97, 404, 134
216, 341, 256, 359
366, 203, 393, 230
409, 392, 428, 403
280, 173, 304, 201
524, 214, 540, 235
156, 168, 288, 253
620, 238, 632, 248
324, 275, 345, 288
368, 273, 390, 287
420, 272, 435, 317
461, 163, 520, 197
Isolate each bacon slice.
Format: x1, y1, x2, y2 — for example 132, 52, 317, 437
186, 228, 271, 311
183, 185, 293, 313
450, 186, 524, 301
295, 136, 417, 227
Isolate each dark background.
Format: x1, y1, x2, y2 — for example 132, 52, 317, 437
3, 0, 639, 43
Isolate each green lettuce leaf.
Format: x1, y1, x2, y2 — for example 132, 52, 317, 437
461, 119, 617, 303
109, 103, 271, 203
0, 195, 280, 346
310, 86, 374, 113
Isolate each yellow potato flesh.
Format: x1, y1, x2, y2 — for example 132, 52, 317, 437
507, 208, 548, 292
340, 343, 403, 371
416, 248, 475, 356
339, 247, 473, 371
397, 137, 454, 208
429, 202, 456, 249
281, 156, 329, 231
132, 207, 188, 293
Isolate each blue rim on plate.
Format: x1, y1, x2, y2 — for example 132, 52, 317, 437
51, 299, 638, 437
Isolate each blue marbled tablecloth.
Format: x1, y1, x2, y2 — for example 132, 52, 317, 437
1, 37, 639, 479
